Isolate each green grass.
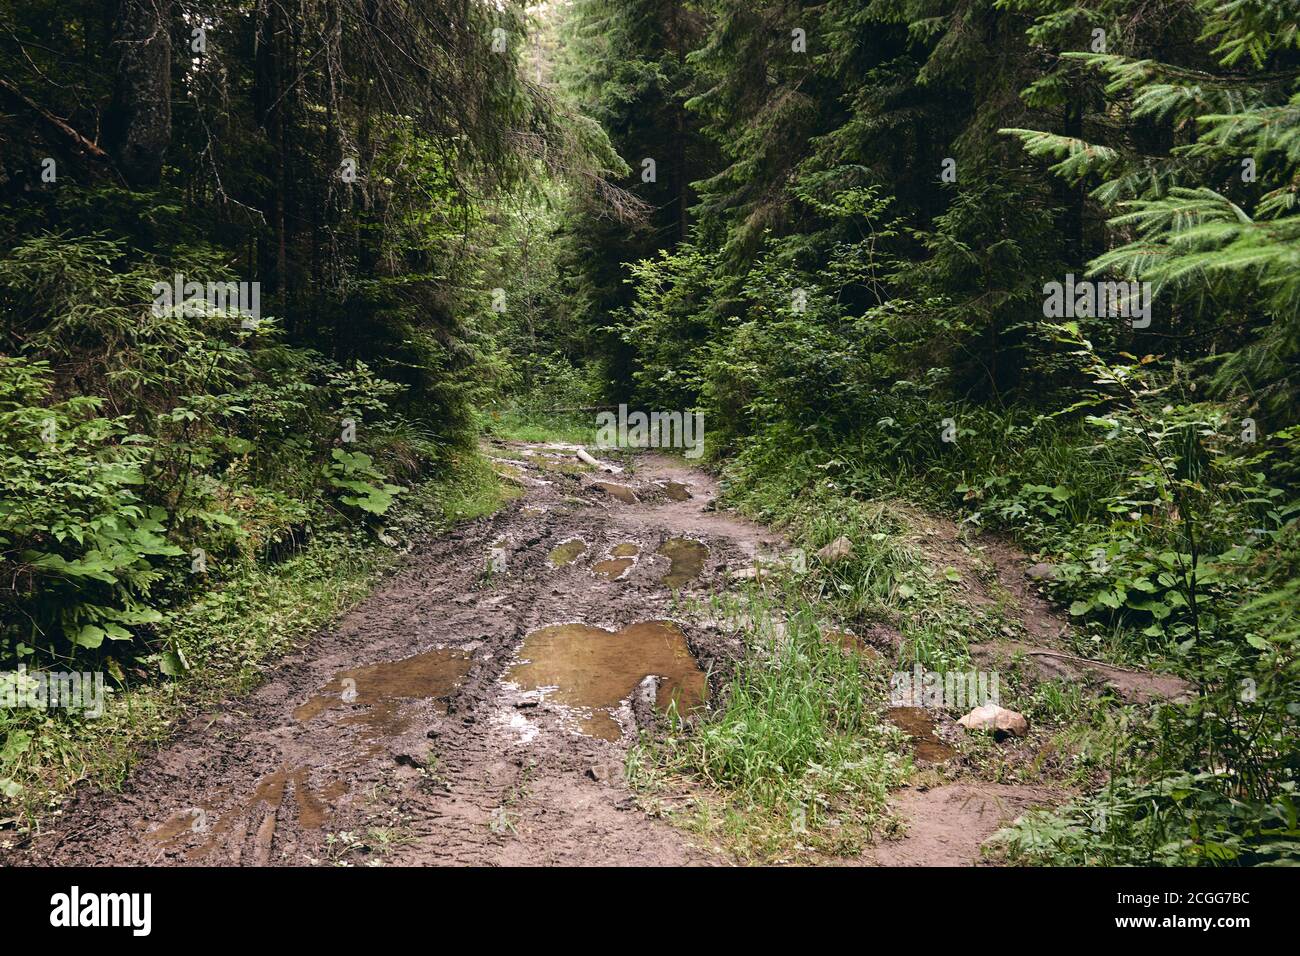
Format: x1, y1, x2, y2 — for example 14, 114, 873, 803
631, 584, 910, 861
480, 407, 595, 445
726, 476, 1016, 672
646, 411, 1298, 866
627, 437, 1102, 861
0, 451, 509, 832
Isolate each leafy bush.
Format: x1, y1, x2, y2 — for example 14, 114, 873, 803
0, 358, 176, 660
0, 229, 447, 671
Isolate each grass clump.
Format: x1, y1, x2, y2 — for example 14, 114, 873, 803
632, 585, 909, 862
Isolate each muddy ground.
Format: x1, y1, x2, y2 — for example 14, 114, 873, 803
6, 442, 1169, 867
8, 445, 773, 866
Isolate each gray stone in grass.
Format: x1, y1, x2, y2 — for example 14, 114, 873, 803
1025, 562, 1058, 581
816, 536, 854, 564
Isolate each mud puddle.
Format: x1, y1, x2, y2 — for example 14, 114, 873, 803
294, 648, 473, 738
146, 808, 210, 845
148, 647, 474, 857
505, 621, 708, 740
592, 558, 634, 579
148, 766, 348, 857
592, 543, 640, 579
146, 646, 474, 856
887, 706, 956, 763
239, 766, 345, 830
548, 538, 587, 566
657, 537, 708, 589
660, 481, 692, 501
592, 481, 638, 504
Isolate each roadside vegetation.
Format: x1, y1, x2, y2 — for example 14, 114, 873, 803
1, 452, 509, 824
0, 0, 581, 821
3, 0, 1297, 866
543, 0, 1300, 865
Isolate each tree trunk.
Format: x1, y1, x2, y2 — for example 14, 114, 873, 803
254, 0, 287, 308
104, 0, 172, 187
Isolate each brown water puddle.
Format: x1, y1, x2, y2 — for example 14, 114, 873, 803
506, 621, 708, 741
241, 766, 346, 830
592, 481, 638, 504
592, 558, 634, 579
657, 537, 708, 589
887, 706, 956, 763
167, 648, 469, 855
660, 481, 692, 501
548, 538, 587, 566
293, 648, 473, 739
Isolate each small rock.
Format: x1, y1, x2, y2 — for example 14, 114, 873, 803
634, 675, 658, 711
631, 675, 660, 731
957, 703, 1029, 738
585, 761, 622, 784
816, 536, 854, 564
1025, 562, 1057, 581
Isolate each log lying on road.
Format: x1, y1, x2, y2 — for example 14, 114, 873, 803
576, 448, 622, 473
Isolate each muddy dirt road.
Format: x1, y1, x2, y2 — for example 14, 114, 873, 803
10, 440, 1140, 867
14, 443, 790, 866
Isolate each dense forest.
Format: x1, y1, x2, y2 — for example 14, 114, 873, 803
1, 0, 1297, 871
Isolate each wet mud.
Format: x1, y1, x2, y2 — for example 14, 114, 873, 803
9, 444, 773, 867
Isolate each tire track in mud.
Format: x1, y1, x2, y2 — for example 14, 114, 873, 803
12, 443, 779, 867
